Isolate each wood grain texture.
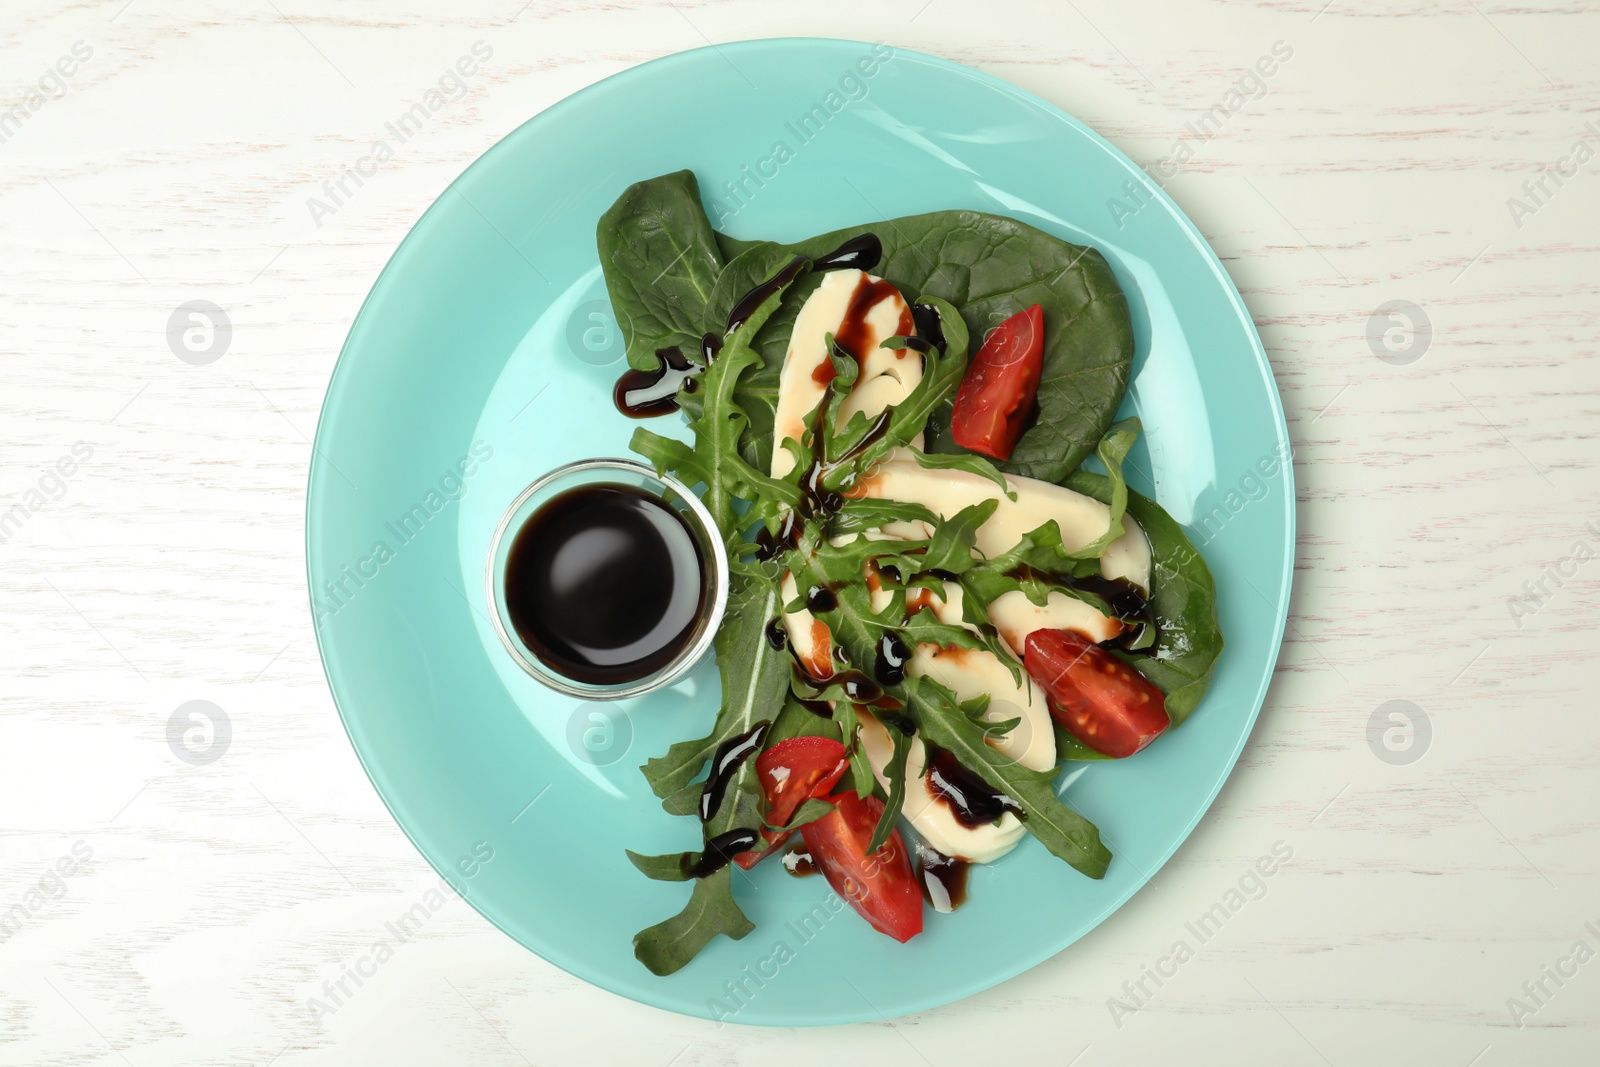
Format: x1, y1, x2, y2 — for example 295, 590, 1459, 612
1, 0, 1596, 1063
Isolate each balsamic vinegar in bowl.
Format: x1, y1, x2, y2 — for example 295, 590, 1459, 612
502, 483, 705, 685
485, 458, 727, 700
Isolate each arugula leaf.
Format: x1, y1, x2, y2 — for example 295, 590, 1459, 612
838, 298, 970, 478
928, 586, 1027, 688
794, 298, 971, 505
628, 429, 709, 495
639, 578, 785, 799
691, 242, 809, 467
900, 605, 986, 653
1062, 473, 1223, 726
949, 416, 1144, 626
704, 575, 791, 831
769, 797, 835, 834
956, 692, 993, 721
626, 850, 694, 882
826, 704, 877, 799
921, 499, 998, 575
909, 677, 1111, 879
907, 448, 1016, 501
824, 331, 862, 397
672, 282, 806, 535
641, 731, 723, 801
660, 781, 702, 817
829, 497, 940, 537
970, 520, 1090, 582
632, 867, 754, 976
866, 723, 912, 854
597, 171, 726, 372
782, 542, 908, 670
1068, 417, 1140, 560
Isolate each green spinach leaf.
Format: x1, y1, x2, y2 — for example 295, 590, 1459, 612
598, 171, 726, 372
1062, 473, 1223, 726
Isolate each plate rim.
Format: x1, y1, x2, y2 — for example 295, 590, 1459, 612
306, 35, 1296, 1026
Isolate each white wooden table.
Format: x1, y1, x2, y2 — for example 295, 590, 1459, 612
4, 1, 1596, 1063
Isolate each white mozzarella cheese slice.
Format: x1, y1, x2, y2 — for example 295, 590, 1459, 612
851, 451, 1152, 590
770, 269, 923, 478
988, 589, 1124, 652
857, 712, 1026, 864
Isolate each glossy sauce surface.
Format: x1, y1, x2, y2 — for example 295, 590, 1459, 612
682, 828, 762, 878
725, 255, 808, 333
613, 345, 702, 418
503, 484, 704, 684
781, 843, 818, 877
916, 841, 970, 912
923, 745, 1024, 828
699, 721, 770, 822
813, 233, 883, 274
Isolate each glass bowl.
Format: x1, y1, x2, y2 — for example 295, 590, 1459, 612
484, 457, 728, 700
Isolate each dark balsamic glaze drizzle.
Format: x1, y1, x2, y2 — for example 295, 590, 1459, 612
813, 233, 883, 274
699, 720, 771, 823
725, 255, 808, 334
805, 584, 838, 613
795, 405, 893, 519
874, 632, 910, 686
915, 841, 970, 911
1073, 574, 1150, 620
681, 828, 762, 879
613, 346, 703, 418
765, 617, 788, 650
796, 697, 834, 720
755, 509, 802, 562
910, 302, 945, 353
840, 674, 892, 705
813, 274, 914, 388
1086, 575, 1159, 652
875, 709, 917, 738
781, 843, 819, 877
699, 331, 723, 363
923, 745, 1024, 828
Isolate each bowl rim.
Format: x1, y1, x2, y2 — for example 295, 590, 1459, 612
482, 456, 730, 700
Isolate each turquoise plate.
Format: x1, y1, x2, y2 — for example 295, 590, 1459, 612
308, 38, 1293, 1026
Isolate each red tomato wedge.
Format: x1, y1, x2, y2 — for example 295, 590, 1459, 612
735, 736, 849, 869
949, 303, 1045, 461
1024, 628, 1169, 759
799, 790, 923, 943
